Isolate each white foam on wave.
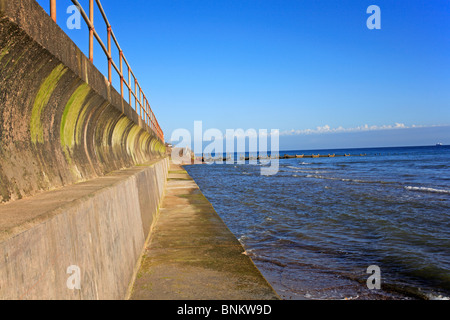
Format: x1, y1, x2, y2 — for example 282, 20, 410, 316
306, 174, 329, 180
286, 166, 324, 174
405, 186, 450, 194
306, 174, 347, 181
238, 235, 249, 243
305, 175, 394, 185
426, 293, 450, 300
286, 163, 312, 170
341, 178, 366, 183
292, 170, 322, 174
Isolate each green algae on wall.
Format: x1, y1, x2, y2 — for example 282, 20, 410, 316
60, 82, 91, 150
139, 133, 152, 155
0, 44, 9, 63
111, 116, 131, 149
97, 115, 114, 146
154, 140, 165, 155
150, 139, 158, 154
59, 82, 92, 176
126, 124, 142, 162
30, 64, 67, 144
0, 39, 12, 71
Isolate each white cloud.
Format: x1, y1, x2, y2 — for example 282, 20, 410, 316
280, 123, 445, 136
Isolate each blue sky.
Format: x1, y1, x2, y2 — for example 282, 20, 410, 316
36, 0, 450, 150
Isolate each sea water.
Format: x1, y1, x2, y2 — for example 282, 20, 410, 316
184, 145, 450, 300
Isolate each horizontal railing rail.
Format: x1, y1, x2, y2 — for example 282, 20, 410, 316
48, 0, 164, 142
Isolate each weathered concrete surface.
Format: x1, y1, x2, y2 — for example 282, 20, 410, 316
0, 158, 169, 300
0, 0, 165, 204
129, 163, 280, 300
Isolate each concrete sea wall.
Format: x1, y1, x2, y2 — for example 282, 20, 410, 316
0, 0, 169, 299
0, 158, 169, 299
0, 0, 165, 203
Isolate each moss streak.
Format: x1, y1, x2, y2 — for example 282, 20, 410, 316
0, 44, 9, 63
60, 82, 91, 149
30, 64, 67, 144
126, 125, 141, 159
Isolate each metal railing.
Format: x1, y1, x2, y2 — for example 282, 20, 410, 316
49, 0, 164, 142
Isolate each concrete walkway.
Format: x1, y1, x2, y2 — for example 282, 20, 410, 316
128, 163, 280, 300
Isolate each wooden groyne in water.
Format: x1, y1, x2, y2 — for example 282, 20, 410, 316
199, 153, 368, 163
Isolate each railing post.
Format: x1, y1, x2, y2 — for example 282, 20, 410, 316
146, 103, 149, 126
107, 26, 112, 84
128, 68, 132, 106
89, 0, 94, 63
119, 51, 123, 98
144, 99, 147, 125
139, 87, 143, 119
147, 102, 150, 126
152, 111, 155, 132
143, 97, 146, 124
50, 0, 57, 22
134, 79, 138, 114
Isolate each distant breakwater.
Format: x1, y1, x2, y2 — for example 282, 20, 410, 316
199, 153, 369, 163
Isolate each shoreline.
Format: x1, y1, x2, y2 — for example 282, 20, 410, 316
181, 147, 450, 300
128, 161, 280, 300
